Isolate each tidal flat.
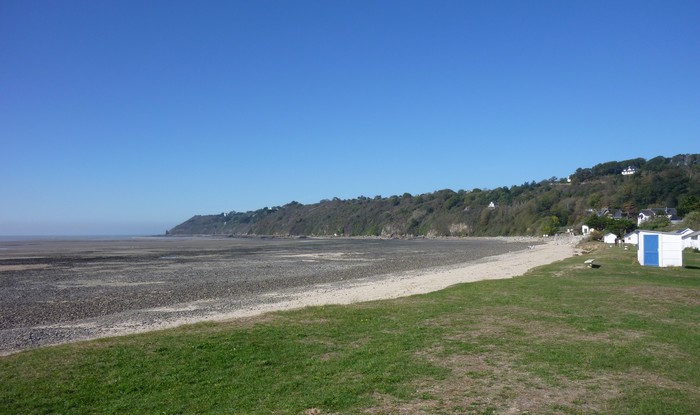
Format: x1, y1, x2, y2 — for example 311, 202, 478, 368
0, 236, 535, 354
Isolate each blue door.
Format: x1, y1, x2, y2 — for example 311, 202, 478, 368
643, 234, 659, 266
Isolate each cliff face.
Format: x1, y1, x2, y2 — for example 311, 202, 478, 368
169, 154, 700, 237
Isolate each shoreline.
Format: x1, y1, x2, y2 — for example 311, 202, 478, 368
1, 237, 579, 356
140, 237, 578, 324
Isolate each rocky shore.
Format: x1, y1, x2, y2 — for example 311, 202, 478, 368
0, 236, 578, 355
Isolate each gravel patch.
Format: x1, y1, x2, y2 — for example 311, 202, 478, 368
0, 236, 572, 355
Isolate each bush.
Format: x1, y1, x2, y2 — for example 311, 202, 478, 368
588, 230, 603, 241
639, 216, 671, 231
682, 211, 700, 230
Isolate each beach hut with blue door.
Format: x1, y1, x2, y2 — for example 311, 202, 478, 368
636, 230, 683, 267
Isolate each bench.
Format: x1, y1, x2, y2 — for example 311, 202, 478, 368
584, 259, 599, 268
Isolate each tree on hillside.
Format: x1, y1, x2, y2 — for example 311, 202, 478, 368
606, 218, 636, 237
678, 195, 700, 216
585, 215, 636, 236
639, 215, 671, 231
584, 214, 607, 231
645, 156, 670, 172
622, 201, 637, 216
168, 153, 699, 237
588, 194, 601, 208
541, 216, 560, 236
682, 212, 700, 230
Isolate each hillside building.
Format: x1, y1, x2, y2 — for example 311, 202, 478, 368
638, 207, 680, 225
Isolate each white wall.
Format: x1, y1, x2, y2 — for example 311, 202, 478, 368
660, 234, 683, 267
683, 235, 700, 250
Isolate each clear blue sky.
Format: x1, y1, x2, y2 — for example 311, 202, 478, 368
1, 1, 698, 235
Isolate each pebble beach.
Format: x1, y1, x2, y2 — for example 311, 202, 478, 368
0, 236, 578, 355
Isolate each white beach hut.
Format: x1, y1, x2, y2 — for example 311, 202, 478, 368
682, 231, 700, 250
637, 230, 683, 267
624, 231, 638, 245
676, 228, 694, 238
603, 233, 617, 244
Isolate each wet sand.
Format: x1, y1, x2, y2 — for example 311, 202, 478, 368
0, 236, 578, 355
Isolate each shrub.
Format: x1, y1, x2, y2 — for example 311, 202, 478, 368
588, 230, 603, 241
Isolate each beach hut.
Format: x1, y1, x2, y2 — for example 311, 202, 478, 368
637, 230, 683, 267
603, 233, 617, 244
682, 230, 700, 250
624, 231, 638, 245
676, 228, 694, 238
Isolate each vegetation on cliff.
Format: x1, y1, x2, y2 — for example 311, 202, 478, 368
169, 154, 700, 237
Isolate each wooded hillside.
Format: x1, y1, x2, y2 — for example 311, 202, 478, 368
169, 154, 700, 237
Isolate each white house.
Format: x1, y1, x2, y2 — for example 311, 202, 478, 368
624, 231, 638, 245
638, 207, 681, 225
638, 209, 656, 225
582, 225, 591, 235
637, 230, 683, 267
603, 233, 618, 244
622, 166, 637, 175
682, 231, 700, 250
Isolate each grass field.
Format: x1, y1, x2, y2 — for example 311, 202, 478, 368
2, 245, 699, 414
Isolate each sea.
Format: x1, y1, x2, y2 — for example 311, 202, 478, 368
0, 235, 155, 242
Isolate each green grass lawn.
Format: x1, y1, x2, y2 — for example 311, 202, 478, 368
2, 246, 699, 414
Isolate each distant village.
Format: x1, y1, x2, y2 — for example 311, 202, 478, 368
485, 164, 697, 268
571, 166, 698, 268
